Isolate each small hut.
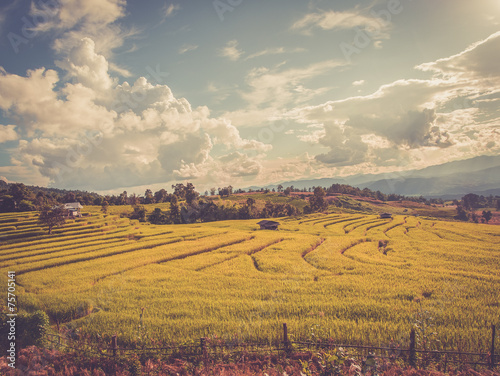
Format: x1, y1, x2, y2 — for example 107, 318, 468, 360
257, 220, 280, 230
379, 213, 392, 219
63, 202, 83, 218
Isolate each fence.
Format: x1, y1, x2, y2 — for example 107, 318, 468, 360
46, 323, 498, 370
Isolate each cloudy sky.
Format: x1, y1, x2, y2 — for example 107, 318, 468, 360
0, 0, 499, 193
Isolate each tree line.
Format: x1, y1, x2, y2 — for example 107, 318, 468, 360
455, 193, 500, 223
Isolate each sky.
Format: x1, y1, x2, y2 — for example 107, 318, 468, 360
0, 0, 499, 194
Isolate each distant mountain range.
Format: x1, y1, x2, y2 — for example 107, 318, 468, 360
245, 155, 500, 199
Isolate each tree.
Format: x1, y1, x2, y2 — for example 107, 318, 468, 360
309, 187, 327, 212
0, 195, 15, 212
148, 208, 167, 224
462, 193, 480, 211
128, 194, 140, 206
482, 210, 492, 224
185, 183, 198, 205
210, 188, 216, 196
154, 189, 168, 203
172, 184, 186, 199
455, 206, 469, 221
63, 192, 76, 203
169, 195, 181, 224
283, 187, 292, 196
38, 206, 65, 234
101, 201, 109, 214
246, 197, 256, 209
130, 205, 146, 222
18, 200, 35, 212
277, 184, 283, 193
144, 189, 155, 204
117, 191, 128, 205
218, 186, 234, 198
9, 183, 31, 208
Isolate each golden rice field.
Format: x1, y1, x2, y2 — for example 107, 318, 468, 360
1, 209, 499, 351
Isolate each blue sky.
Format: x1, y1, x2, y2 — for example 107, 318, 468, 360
0, 0, 499, 193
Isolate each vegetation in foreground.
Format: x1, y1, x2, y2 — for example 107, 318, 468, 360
1, 345, 499, 375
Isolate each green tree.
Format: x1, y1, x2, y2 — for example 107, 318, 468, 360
154, 189, 168, 203
144, 189, 155, 204
462, 193, 480, 211
309, 187, 327, 212
172, 184, 186, 199
101, 200, 109, 214
169, 195, 181, 224
148, 208, 167, 224
18, 200, 35, 212
482, 210, 492, 224
38, 206, 66, 234
246, 197, 256, 209
130, 205, 146, 222
9, 183, 32, 208
185, 183, 198, 205
63, 192, 76, 203
456, 206, 469, 221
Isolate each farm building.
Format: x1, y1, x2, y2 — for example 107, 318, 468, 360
379, 213, 393, 219
257, 220, 280, 230
63, 202, 83, 218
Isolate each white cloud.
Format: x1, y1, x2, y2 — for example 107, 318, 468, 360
163, 3, 180, 19
291, 9, 391, 39
352, 80, 365, 86
246, 47, 305, 60
0, 125, 18, 143
179, 44, 199, 54
287, 32, 500, 171
218, 40, 243, 61
29, 0, 136, 61
223, 60, 345, 127
56, 38, 114, 92
0, 38, 270, 190
416, 31, 500, 80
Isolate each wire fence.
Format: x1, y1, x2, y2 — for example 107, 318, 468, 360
45, 323, 498, 370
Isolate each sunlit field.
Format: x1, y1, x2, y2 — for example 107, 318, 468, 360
1, 209, 499, 352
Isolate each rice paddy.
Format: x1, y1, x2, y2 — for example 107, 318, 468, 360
1, 209, 499, 351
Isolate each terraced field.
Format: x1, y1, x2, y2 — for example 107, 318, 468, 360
1, 210, 499, 351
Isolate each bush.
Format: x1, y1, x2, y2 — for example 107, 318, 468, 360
0, 310, 49, 352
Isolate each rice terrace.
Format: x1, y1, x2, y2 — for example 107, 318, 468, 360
1, 200, 499, 357
2, 0, 500, 373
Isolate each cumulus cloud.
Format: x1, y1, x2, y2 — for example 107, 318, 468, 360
0, 125, 18, 143
417, 31, 500, 80
287, 32, 500, 170
218, 152, 262, 177
56, 38, 114, 91
29, 0, 135, 69
0, 38, 270, 190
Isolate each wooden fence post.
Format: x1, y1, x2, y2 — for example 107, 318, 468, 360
111, 335, 117, 357
409, 329, 416, 368
283, 323, 291, 354
201, 337, 208, 369
490, 324, 496, 370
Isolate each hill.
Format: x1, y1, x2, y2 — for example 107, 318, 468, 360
248, 155, 500, 198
